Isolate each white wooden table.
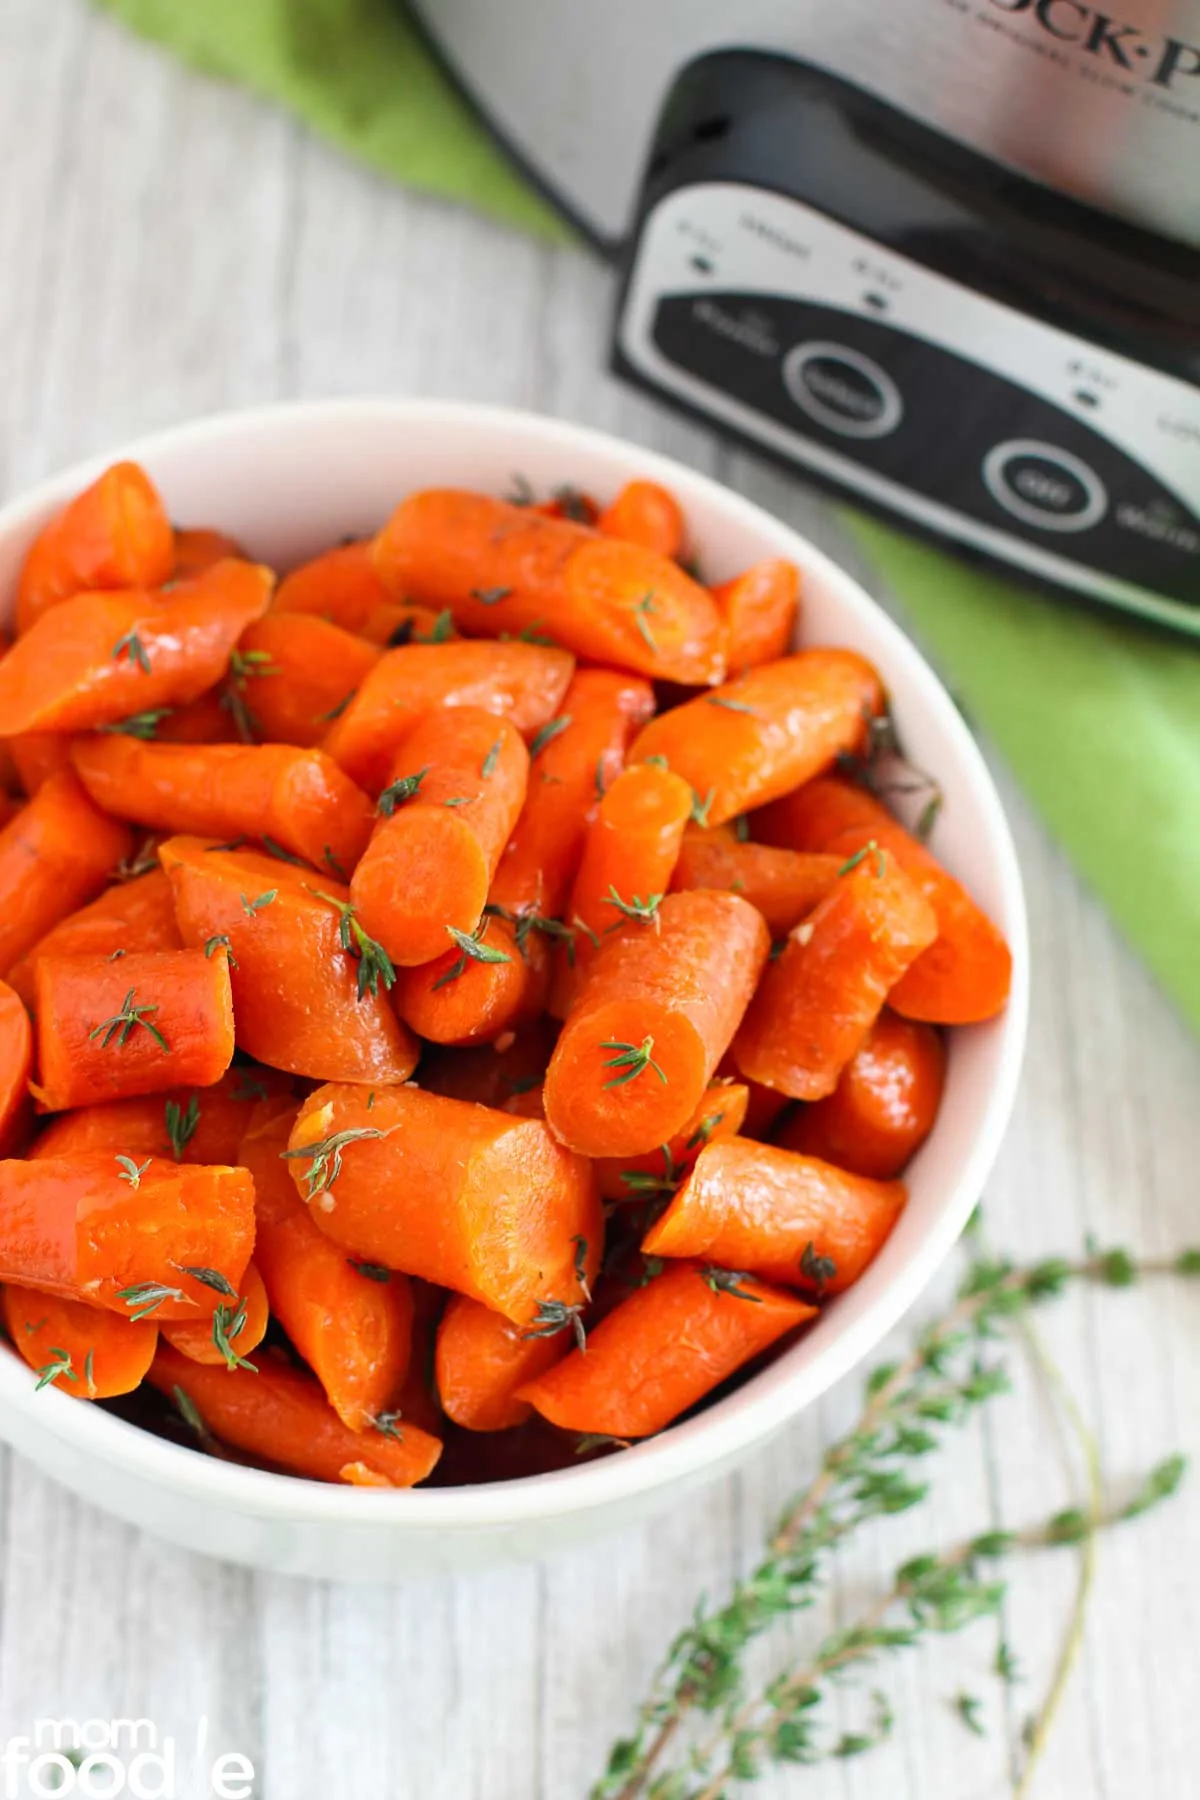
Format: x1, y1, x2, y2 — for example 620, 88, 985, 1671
1, 6, 1197, 1796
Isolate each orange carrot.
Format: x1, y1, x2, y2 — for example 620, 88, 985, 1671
230, 613, 381, 749
7, 867, 182, 1008
16, 461, 174, 636
148, 1344, 442, 1488
71, 736, 375, 874
172, 527, 245, 579
775, 1011, 945, 1180
435, 1293, 570, 1432
642, 1138, 906, 1296
158, 836, 419, 1084
350, 708, 528, 966
2, 1284, 158, 1398
543, 890, 769, 1159
592, 1079, 749, 1203
161, 1260, 269, 1368
241, 1103, 414, 1431
517, 1262, 814, 1438
733, 847, 938, 1099
757, 777, 1012, 1024
286, 1083, 601, 1327
0, 559, 274, 734
0, 772, 132, 975
7, 733, 74, 796
30, 1066, 297, 1164
321, 639, 575, 795
372, 490, 725, 684
598, 479, 685, 560
712, 560, 800, 672
273, 540, 394, 631
630, 649, 884, 827
33, 946, 235, 1112
0, 1154, 255, 1319
0, 981, 33, 1157
669, 824, 841, 936
353, 600, 460, 648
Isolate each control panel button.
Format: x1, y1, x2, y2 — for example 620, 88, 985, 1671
782, 341, 903, 440
982, 440, 1108, 533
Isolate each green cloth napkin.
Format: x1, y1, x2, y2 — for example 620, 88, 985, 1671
95, 0, 1200, 1033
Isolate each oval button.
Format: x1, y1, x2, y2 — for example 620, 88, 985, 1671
782, 342, 904, 440
982, 440, 1108, 533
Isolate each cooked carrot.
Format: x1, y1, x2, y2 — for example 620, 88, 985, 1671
241, 1103, 414, 1431
30, 1065, 297, 1164
670, 824, 841, 937
273, 540, 394, 632
592, 1079, 749, 1203
757, 777, 1012, 1024
543, 890, 769, 1159
2, 1284, 158, 1398
7, 867, 182, 1008
775, 1011, 945, 1179
33, 945, 235, 1112
353, 600, 460, 648
395, 669, 654, 1045
158, 836, 419, 1084
71, 737, 375, 874
733, 848, 938, 1100
161, 1260, 269, 1368
321, 639, 575, 794
629, 649, 884, 827
172, 527, 245, 579
418, 1018, 557, 1110
435, 1293, 569, 1432
0, 559, 274, 734
0, 772, 132, 975
230, 614, 381, 749
712, 560, 800, 671
372, 490, 725, 685
16, 461, 174, 636
286, 1083, 601, 1327
0, 1154, 255, 1318
0, 981, 33, 1157
642, 1138, 906, 1296
148, 1343, 442, 1488
598, 479, 685, 560
7, 733, 74, 797
350, 708, 529, 966
517, 1262, 814, 1438
155, 689, 239, 745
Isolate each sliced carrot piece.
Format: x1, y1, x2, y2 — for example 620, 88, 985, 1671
592, 1079, 749, 1203
172, 527, 245, 579
231, 614, 381, 749
30, 1065, 298, 1164
8, 867, 182, 1008
642, 1138, 906, 1296
273, 540, 394, 631
435, 1293, 569, 1432
597, 479, 685, 560
0, 981, 33, 1158
148, 1344, 442, 1488
2, 1284, 158, 1398
753, 773, 882, 851
630, 649, 884, 827
161, 1260, 270, 1368
543, 890, 769, 1159
158, 836, 419, 1085
517, 1262, 814, 1438
712, 559, 800, 672
669, 824, 841, 937
321, 639, 575, 795
16, 461, 174, 636
0, 772, 132, 976
372, 490, 725, 684
286, 1083, 601, 1328
775, 1011, 945, 1180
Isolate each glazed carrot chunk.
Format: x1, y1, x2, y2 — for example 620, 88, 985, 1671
7, 867, 182, 1008
33, 946, 235, 1112
669, 824, 841, 937
775, 1011, 946, 1180
372, 490, 725, 685
597, 479, 685, 560
322, 640, 575, 794
242, 1104, 414, 1432
0, 1154, 255, 1318
0, 981, 33, 1158
30, 1066, 297, 1165
544, 890, 769, 1159
0, 772, 132, 975
2, 1284, 158, 1398
148, 1344, 442, 1488
712, 559, 800, 672
0, 560, 274, 734
160, 1259, 270, 1368
158, 837, 419, 1085
642, 1138, 906, 1296
172, 526, 246, 579
351, 708, 529, 967
592, 1079, 749, 1203
231, 613, 381, 749
16, 461, 173, 636
517, 1263, 814, 1439
273, 540, 394, 631
630, 649, 884, 827
435, 1293, 569, 1433
733, 848, 938, 1100
286, 1083, 602, 1328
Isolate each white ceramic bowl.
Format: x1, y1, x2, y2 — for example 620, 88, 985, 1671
0, 400, 1027, 1578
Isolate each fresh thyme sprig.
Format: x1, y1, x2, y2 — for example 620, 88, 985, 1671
164, 1095, 200, 1159
601, 1037, 667, 1090
307, 889, 396, 998
116, 1282, 188, 1323
212, 1299, 257, 1373
434, 921, 512, 990
220, 647, 278, 743
281, 1127, 383, 1201
112, 629, 152, 673
88, 988, 169, 1052
604, 887, 664, 927
97, 709, 172, 740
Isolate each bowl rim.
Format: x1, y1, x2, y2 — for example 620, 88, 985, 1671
0, 396, 1029, 1529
